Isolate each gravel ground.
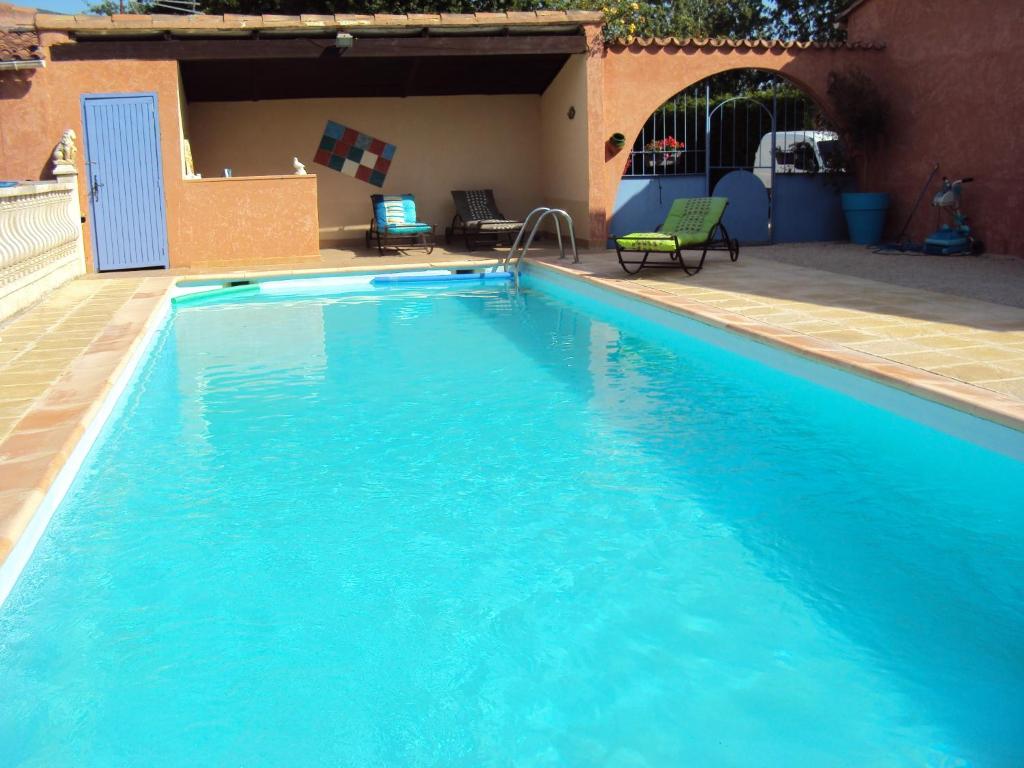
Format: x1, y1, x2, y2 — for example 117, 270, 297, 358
746, 242, 1024, 308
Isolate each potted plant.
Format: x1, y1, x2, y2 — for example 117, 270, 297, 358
645, 136, 684, 169
827, 68, 891, 245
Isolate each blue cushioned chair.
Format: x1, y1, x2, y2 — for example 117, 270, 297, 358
367, 194, 435, 255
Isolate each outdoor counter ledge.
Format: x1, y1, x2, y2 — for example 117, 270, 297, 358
183, 174, 315, 183
178, 174, 320, 265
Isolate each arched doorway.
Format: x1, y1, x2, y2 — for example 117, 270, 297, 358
609, 71, 851, 246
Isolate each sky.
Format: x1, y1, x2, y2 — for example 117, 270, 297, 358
29, 0, 99, 13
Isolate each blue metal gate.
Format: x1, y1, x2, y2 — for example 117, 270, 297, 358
707, 96, 774, 245
81, 93, 169, 271
611, 75, 851, 247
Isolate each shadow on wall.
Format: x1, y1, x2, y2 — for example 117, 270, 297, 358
608, 175, 707, 244
0, 71, 34, 100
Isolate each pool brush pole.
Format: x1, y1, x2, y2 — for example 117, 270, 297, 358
894, 162, 940, 245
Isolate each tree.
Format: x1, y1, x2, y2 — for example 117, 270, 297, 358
767, 0, 848, 42
85, 0, 847, 44
667, 0, 768, 39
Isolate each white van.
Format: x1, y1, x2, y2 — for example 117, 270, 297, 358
752, 131, 841, 188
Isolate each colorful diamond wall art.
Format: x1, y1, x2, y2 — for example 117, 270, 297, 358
313, 120, 395, 187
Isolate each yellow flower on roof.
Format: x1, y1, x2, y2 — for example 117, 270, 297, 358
631, 2, 639, 9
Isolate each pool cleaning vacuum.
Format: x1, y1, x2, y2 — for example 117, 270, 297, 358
923, 176, 982, 255
876, 165, 984, 255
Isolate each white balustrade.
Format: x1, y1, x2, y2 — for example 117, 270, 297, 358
0, 130, 86, 323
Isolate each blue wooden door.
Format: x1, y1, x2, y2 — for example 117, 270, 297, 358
82, 94, 169, 271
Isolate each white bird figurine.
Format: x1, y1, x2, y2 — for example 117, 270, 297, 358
292, 157, 307, 175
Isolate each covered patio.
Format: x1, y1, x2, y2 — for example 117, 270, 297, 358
17, 10, 602, 272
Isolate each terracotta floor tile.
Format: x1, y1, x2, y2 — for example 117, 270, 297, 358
975, 378, 1024, 398
864, 324, 938, 339
909, 335, 990, 351
813, 329, 884, 344
0, 399, 34, 418
14, 403, 89, 433
0, 383, 49, 401
0, 371, 65, 386
883, 350, 973, 369
0, 453, 56, 498
0, 423, 78, 459
923, 361, 1023, 383
847, 339, 931, 356
950, 345, 1024, 363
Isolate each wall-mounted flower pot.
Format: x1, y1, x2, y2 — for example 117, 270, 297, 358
842, 192, 890, 245
607, 133, 627, 152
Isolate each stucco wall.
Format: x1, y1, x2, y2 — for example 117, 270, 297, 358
539, 53, 590, 239
846, 0, 1024, 255
0, 46, 328, 270
0, 44, 318, 270
187, 95, 544, 247
178, 175, 319, 268
0, 45, 190, 269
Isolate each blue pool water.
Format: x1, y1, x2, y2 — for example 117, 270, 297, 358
2, 273, 1023, 766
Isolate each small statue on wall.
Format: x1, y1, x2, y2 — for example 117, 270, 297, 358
51, 129, 77, 175
293, 157, 307, 175
183, 139, 199, 179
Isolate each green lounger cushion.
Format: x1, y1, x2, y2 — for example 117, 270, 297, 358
383, 223, 432, 234
616, 197, 728, 251
614, 233, 679, 252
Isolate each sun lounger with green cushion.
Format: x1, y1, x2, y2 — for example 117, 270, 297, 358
614, 196, 739, 275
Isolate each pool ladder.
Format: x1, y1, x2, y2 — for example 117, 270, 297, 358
497, 207, 579, 286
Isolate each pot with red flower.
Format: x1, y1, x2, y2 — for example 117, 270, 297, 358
645, 136, 684, 169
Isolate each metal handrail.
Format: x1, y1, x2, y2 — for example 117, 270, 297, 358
497, 207, 579, 286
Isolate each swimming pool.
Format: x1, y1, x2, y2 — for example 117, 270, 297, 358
1, 269, 1022, 766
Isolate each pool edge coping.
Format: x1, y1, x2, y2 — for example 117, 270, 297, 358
0, 284, 174, 602
528, 259, 1024, 434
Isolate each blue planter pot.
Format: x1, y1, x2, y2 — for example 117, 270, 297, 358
842, 192, 890, 245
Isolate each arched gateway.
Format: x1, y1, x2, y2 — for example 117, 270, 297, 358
590, 37, 884, 245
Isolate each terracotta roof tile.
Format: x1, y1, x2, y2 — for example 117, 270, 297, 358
609, 36, 885, 51
334, 14, 374, 25
0, 27, 40, 62
222, 14, 263, 26
34, 9, 602, 34
438, 13, 476, 25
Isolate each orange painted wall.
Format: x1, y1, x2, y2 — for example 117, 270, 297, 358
0, 36, 194, 269
177, 175, 319, 269
846, 0, 1024, 255
0, 39, 320, 270
186, 95, 544, 247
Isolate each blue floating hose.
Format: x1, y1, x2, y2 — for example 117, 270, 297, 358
371, 272, 513, 285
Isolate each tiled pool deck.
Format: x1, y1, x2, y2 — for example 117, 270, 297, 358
1, 245, 1023, 562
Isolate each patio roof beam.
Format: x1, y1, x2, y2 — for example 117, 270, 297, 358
50, 34, 588, 61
